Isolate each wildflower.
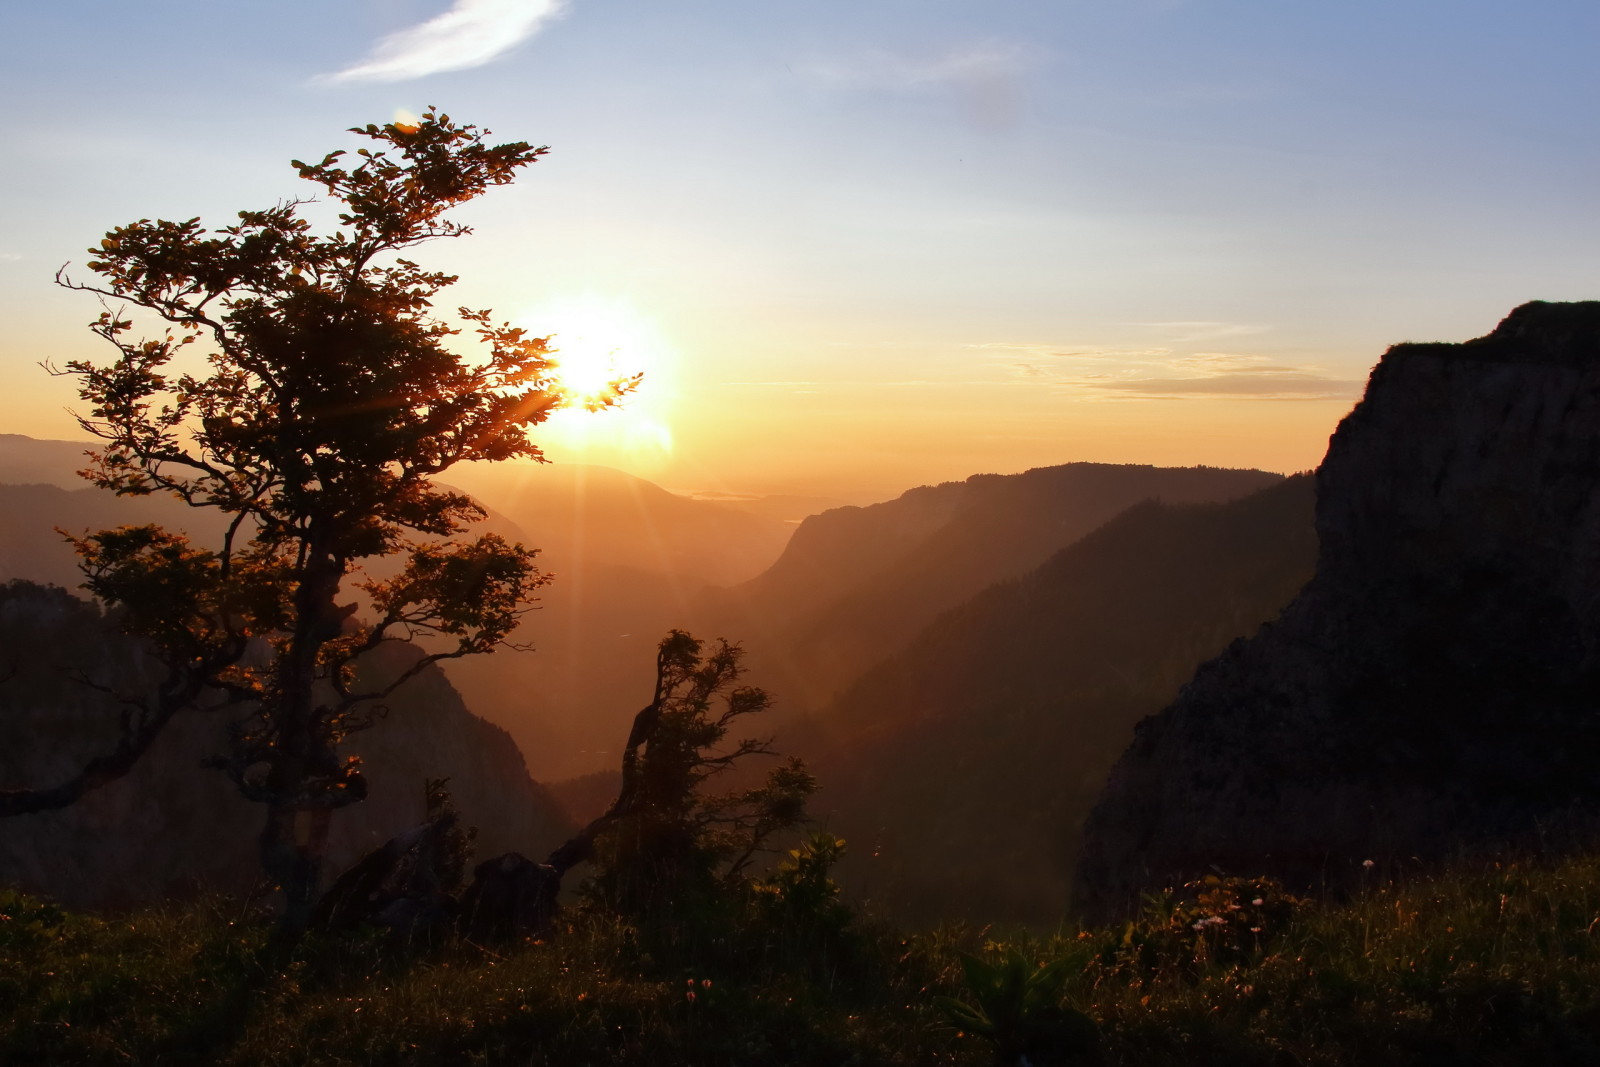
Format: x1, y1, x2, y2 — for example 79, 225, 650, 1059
1252, 898, 1264, 907
1362, 859, 1374, 869
686, 991, 697, 1003
701, 979, 712, 989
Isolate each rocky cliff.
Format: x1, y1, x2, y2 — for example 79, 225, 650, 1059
1075, 301, 1600, 916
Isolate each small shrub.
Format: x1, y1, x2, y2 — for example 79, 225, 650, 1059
936, 944, 1099, 1066
1097, 875, 1306, 979
752, 831, 853, 934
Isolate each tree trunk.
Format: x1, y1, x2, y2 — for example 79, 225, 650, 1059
261, 539, 347, 936
262, 801, 332, 936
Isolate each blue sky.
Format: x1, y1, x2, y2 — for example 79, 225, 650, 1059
2, 0, 1596, 498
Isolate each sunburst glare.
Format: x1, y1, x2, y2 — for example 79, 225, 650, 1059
519, 295, 677, 471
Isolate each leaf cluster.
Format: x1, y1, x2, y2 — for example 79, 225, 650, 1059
585, 633, 821, 922
935, 945, 1099, 1066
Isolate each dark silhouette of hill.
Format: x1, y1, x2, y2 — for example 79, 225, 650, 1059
0, 581, 572, 909
792, 476, 1316, 924
0, 434, 96, 489
705, 463, 1285, 716
0, 482, 233, 592
1077, 301, 1600, 917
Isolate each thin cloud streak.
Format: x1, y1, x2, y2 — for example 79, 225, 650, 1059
797, 40, 1032, 130
325, 0, 567, 84
1093, 372, 1364, 399
973, 341, 1362, 400
799, 41, 1029, 91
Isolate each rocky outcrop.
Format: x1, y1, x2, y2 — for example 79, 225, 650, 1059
0, 581, 572, 910
1075, 301, 1600, 917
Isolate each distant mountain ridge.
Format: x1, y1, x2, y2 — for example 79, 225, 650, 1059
0, 437, 798, 783
0, 434, 95, 489
706, 462, 1286, 715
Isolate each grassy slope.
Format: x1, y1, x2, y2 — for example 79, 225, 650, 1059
7, 853, 1600, 1065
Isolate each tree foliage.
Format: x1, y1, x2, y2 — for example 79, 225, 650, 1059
543, 631, 819, 924
44, 110, 615, 929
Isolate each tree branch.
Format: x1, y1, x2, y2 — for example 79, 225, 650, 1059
0, 662, 209, 817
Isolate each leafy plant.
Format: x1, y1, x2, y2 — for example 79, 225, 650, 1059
1100, 875, 1306, 980
935, 945, 1099, 1066
752, 831, 852, 933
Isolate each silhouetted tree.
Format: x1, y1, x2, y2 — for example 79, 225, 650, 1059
29, 110, 624, 932
571, 631, 816, 919
461, 631, 816, 940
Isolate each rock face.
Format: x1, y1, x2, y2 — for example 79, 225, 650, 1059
1075, 301, 1600, 917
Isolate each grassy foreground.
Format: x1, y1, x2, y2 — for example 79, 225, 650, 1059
7, 854, 1600, 1065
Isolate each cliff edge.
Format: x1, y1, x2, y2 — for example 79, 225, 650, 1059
1075, 301, 1600, 916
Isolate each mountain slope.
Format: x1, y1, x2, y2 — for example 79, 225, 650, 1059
0, 438, 799, 783
799, 476, 1317, 923
0, 581, 573, 909
708, 463, 1285, 715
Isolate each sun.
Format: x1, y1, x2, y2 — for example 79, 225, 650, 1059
532, 296, 657, 402
516, 295, 678, 469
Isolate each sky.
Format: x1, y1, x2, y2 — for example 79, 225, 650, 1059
1, 0, 1596, 502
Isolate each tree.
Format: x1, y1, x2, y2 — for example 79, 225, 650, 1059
565, 631, 816, 920
37, 110, 621, 931
460, 631, 817, 941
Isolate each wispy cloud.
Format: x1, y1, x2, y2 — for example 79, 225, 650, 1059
798, 40, 1032, 130
972, 341, 1362, 401
800, 41, 1028, 90
1092, 369, 1364, 400
324, 0, 566, 84
1124, 320, 1269, 344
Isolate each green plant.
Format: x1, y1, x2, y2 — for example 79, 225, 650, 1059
1098, 874, 1306, 980
752, 831, 853, 933
935, 945, 1099, 1066
561, 632, 819, 931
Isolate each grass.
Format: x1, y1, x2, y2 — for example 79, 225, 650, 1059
8, 853, 1600, 1065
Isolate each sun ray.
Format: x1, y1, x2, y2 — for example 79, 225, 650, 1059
516, 295, 678, 473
